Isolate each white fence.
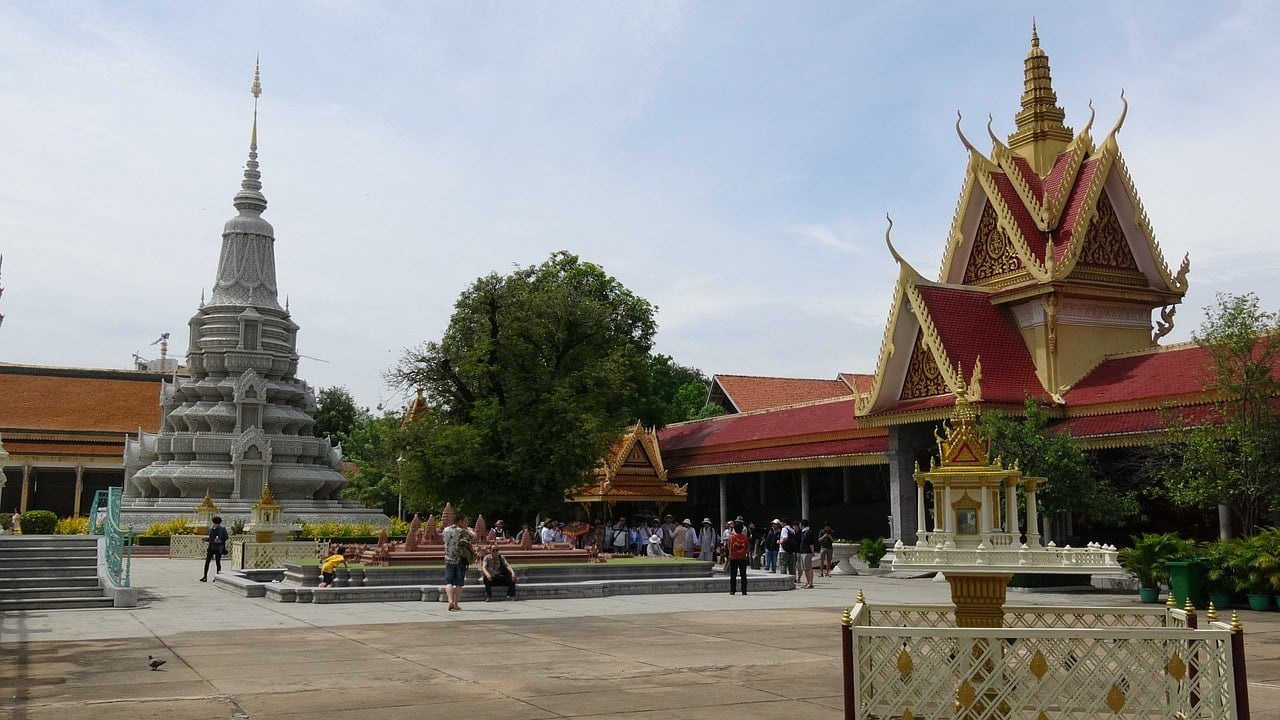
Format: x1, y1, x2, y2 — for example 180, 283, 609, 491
843, 602, 1246, 719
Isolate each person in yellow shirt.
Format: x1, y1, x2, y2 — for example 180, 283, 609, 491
319, 553, 348, 588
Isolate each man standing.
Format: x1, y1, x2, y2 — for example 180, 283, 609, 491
777, 517, 795, 579
660, 514, 679, 555
727, 521, 750, 595
672, 519, 691, 558
481, 544, 517, 601
762, 520, 781, 572
697, 518, 716, 561
818, 521, 835, 577
199, 516, 229, 582
442, 514, 474, 611
796, 519, 816, 588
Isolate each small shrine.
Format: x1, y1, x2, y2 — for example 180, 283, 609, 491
245, 481, 295, 542
892, 381, 1121, 626
568, 423, 686, 519
189, 490, 222, 530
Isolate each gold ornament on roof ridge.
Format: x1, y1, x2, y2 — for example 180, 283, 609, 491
196, 489, 221, 513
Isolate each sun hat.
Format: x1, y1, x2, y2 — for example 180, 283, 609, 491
702, 518, 712, 524
682, 518, 692, 525
648, 534, 661, 544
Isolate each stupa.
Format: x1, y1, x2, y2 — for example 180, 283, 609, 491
122, 61, 385, 527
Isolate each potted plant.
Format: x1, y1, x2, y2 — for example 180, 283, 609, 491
1118, 533, 1192, 603
1227, 530, 1280, 611
1202, 538, 1240, 610
857, 537, 887, 569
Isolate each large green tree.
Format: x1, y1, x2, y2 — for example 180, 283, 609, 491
389, 252, 658, 517
313, 386, 365, 443
636, 354, 725, 427
338, 412, 404, 517
981, 400, 1139, 538
1148, 293, 1280, 536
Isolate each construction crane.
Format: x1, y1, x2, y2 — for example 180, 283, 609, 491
150, 332, 171, 360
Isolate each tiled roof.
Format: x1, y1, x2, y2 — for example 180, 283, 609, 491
1064, 341, 1280, 409
1050, 403, 1221, 440
710, 374, 853, 413
838, 373, 875, 395
660, 397, 862, 453
664, 436, 888, 472
913, 284, 1045, 403
988, 155, 1102, 264
0, 364, 163, 434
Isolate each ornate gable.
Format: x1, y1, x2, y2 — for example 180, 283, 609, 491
901, 331, 950, 401
962, 201, 1023, 286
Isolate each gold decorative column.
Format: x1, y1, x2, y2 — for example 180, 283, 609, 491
948, 573, 1013, 628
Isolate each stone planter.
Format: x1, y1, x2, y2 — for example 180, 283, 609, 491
831, 542, 860, 576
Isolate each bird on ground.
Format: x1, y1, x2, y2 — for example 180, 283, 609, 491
147, 655, 166, 670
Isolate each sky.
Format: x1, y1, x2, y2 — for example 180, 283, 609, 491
1, 1, 1277, 411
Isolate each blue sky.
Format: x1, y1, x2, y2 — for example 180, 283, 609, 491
1, 2, 1276, 410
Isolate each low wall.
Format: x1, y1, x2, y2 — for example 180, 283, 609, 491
231, 539, 326, 569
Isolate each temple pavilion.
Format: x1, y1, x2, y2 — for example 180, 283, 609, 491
659, 28, 1235, 544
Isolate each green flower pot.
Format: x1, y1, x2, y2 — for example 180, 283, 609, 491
1138, 587, 1161, 603
1246, 593, 1272, 612
1208, 591, 1234, 610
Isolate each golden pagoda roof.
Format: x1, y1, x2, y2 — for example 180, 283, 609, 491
568, 423, 687, 504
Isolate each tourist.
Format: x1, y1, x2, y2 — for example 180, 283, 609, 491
683, 518, 699, 557
660, 514, 679, 555
442, 514, 474, 611
515, 523, 534, 546
539, 520, 557, 545
199, 516, 229, 582
746, 520, 761, 568
727, 521, 750, 595
796, 519, 816, 588
672, 518, 690, 558
818, 521, 835, 577
318, 552, 348, 588
629, 521, 645, 556
552, 521, 566, 544
491, 519, 507, 539
762, 520, 781, 572
697, 518, 716, 561
646, 532, 669, 557
9, 509, 19, 534
481, 544, 517, 601
611, 517, 629, 554
777, 517, 796, 578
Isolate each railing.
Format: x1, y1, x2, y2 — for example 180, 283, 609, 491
88, 487, 134, 588
843, 600, 1250, 720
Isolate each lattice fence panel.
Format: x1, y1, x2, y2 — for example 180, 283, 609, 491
853, 629, 1235, 719
1003, 608, 1168, 630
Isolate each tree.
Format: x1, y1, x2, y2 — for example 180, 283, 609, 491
981, 400, 1139, 539
339, 412, 404, 517
389, 251, 659, 517
313, 386, 365, 443
1149, 293, 1280, 536
635, 354, 725, 426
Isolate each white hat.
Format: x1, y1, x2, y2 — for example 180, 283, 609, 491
702, 517, 712, 524
682, 518, 692, 525
772, 519, 781, 524
649, 534, 661, 544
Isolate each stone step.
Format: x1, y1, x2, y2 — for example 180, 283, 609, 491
0, 596, 116, 612
0, 556, 99, 569
0, 536, 98, 549
1, 565, 98, 579
0, 586, 106, 601
0, 575, 100, 590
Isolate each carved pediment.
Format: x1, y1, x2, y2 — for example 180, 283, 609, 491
232, 427, 272, 464
234, 368, 268, 403
901, 331, 949, 401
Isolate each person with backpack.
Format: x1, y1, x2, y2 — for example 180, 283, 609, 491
727, 521, 750, 595
796, 519, 817, 588
762, 519, 781, 573
777, 517, 797, 578
442, 514, 475, 611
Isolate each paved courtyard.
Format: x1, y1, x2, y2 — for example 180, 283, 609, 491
3, 558, 1279, 719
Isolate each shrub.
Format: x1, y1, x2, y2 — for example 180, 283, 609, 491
19, 510, 58, 535
857, 537, 888, 567
1118, 532, 1194, 589
139, 518, 203, 538
388, 517, 411, 536
55, 517, 90, 535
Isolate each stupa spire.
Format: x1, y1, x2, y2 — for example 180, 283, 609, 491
234, 56, 267, 216
1007, 23, 1074, 175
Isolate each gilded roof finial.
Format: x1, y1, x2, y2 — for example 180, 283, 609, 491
884, 214, 904, 264
1008, 22, 1073, 174
955, 111, 979, 154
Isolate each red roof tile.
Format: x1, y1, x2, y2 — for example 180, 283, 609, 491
1065, 343, 1216, 407
711, 374, 853, 412
0, 365, 163, 434
660, 397, 862, 453
913, 284, 1045, 404
664, 436, 888, 472
838, 373, 875, 395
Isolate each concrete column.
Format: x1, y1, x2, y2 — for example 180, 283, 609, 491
915, 480, 926, 541
73, 465, 84, 518
20, 463, 31, 513
842, 467, 852, 504
799, 470, 811, 521
718, 474, 728, 533
1004, 481, 1017, 535
887, 424, 931, 544
758, 472, 767, 506
1025, 483, 1040, 548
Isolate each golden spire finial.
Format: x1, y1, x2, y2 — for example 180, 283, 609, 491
1008, 23, 1073, 174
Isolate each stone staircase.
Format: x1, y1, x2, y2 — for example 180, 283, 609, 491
0, 536, 115, 611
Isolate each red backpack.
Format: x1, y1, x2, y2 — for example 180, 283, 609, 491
728, 532, 749, 560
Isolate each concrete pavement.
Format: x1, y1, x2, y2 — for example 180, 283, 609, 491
2, 558, 1278, 718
